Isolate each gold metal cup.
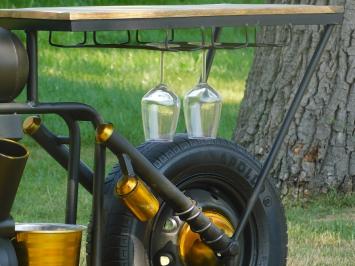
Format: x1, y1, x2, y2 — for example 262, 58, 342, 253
13, 223, 85, 266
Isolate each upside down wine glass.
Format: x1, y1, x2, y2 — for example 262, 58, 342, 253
183, 48, 222, 139
141, 51, 180, 142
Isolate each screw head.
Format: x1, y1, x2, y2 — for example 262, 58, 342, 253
263, 196, 272, 207
162, 217, 178, 232
160, 254, 172, 266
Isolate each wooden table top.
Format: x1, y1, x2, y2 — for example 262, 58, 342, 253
0, 4, 344, 21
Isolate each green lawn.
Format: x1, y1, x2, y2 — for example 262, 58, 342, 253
2, 0, 354, 265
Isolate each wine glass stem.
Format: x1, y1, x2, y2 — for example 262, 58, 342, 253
201, 49, 207, 83
160, 51, 164, 84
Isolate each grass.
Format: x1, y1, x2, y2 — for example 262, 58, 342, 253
286, 193, 355, 266
1, 0, 354, 265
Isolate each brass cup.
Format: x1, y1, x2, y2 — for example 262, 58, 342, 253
13, 223, 86, 266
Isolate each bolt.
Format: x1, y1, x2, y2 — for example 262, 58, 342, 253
263, 196, 272, 207
160, 254, 172, 266
162, 217, 178, 232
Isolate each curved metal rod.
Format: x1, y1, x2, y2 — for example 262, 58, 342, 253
49, 31, 88, 48
0, 102, 104, 126
62, 115, 81, 224
93, 30, 131, 45
48, 26, 292, 51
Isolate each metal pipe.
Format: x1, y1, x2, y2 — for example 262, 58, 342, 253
232, 24, 335, 243
96, 126, 237, 256
91, 143, 106, 266
0, 102, 103, 126
63, 117, 81, 224
23, 116, 93, 193
26, 31, 38, 103
205, 27, 222, 81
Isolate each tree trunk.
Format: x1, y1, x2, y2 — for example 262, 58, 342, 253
234, 0, 355, 197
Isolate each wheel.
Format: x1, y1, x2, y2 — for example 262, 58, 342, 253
87, 134, 287, 266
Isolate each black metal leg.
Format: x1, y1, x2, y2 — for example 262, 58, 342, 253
64, 117, 81, 224
205, 27, 222, 81
91, 142, 106, 266
26, 31, 38, 103
231, 24, 335, 243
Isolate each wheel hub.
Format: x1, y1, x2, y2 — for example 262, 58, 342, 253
178, 211, 234, 266
150, 186, 242, 266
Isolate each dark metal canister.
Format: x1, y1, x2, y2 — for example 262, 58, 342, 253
0, 138, 29, 222
0, 28, 29, 102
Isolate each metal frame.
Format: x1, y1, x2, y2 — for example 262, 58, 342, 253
47, 26, 292, 51
63, 117, 81, 224
231, 24, 334, 242
0, 9, 341, 266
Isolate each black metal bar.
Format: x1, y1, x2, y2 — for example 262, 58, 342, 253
24, 119, 93, 193
91, 143, 106, 266
26, 31, 38, 103
63, 117, 81, 224
0, 102, 103, 126
56, 136, 70, 144
103, 131, 237, 256
205, 27, 222, 80
231, 24, 335, 243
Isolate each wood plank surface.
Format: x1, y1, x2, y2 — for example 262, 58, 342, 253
0, 4, 344, 21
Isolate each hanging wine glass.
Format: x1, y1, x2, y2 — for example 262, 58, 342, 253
141, 50, 180, 142
183, 30, 222, 139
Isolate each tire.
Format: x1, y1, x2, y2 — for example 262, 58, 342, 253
87, 134, 287, 266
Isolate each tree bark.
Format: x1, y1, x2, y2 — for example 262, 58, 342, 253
234, 0, 355, 197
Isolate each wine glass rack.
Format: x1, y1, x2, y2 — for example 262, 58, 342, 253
48, 25, 293, 51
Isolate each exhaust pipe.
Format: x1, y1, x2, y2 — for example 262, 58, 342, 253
0, 138, 29, 222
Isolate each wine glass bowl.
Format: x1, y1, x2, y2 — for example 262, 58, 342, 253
184, 82, 222, 139
183, 45, 222, 139
141, 83, 180, 142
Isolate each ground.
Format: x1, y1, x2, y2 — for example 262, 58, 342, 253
2, 0, 355, 265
